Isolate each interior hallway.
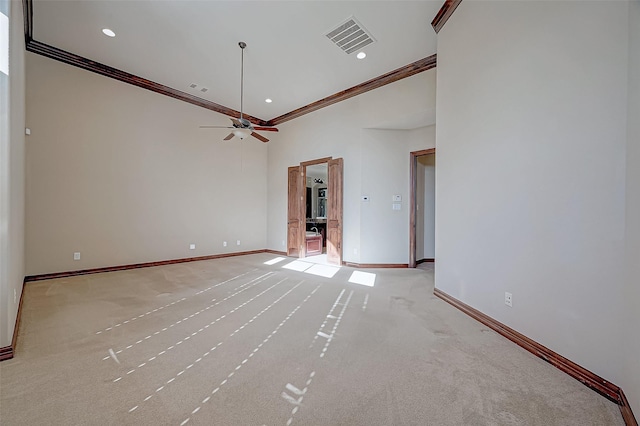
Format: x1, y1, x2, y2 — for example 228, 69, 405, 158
0, 254, 624, 425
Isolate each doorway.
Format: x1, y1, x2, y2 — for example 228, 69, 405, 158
287, 157, 343, 265
409, 149, 436, 268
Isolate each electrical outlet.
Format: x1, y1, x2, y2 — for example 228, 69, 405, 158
74, 252, 81, 261
282, 240, 285, 247
354, 248, 358, 255
14, 289, 17, 304
223, 241, 227, 247
189, 244, 196, 250
505, 292, 513, 307
236, 240, 240, 246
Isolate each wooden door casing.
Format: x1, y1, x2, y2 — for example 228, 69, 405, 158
326, 158, 343, 265
287, 166, 304, 257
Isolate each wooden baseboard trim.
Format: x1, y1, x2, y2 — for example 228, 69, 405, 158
264, 250, 287, 256
619, 388, 639, 426
0, 345, 13, 361
434, 288, 638, 426
342, 262, 408, 269
416, 258, 435, 264
24, 250, 269, 282
0, 278, 26, 361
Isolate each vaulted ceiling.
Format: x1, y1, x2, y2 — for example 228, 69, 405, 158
29, 1, 444, 125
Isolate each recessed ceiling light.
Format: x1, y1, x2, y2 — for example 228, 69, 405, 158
265, 98, 273, 103
102, 28, 116, 37
356, 52, 366, 60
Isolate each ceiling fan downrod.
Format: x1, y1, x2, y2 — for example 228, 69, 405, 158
239, 41, 246, 122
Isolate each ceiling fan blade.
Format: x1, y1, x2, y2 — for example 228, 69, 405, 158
200, 125, 233, 129
223, 133, 235, 141
253, 126, 279, 132
230, 118, 242, 127
251, 132, 269, 143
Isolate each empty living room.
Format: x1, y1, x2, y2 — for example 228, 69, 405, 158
1, 1, 638, 425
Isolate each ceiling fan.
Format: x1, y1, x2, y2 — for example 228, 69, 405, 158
200, 42, 278, 143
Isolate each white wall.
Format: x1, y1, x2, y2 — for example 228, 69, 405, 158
417, 154, 435, 260
25, 53, 268, 275
436, 0, 629, 393
266, 71, 436, 264
0, 0, 26, 349
624, 0, 640, 416
416, 156, 425, 261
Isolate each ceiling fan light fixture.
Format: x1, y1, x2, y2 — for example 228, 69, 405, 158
265, 98, 273, 103
233, 128, 252, 140
357, 51, 366, 59
102, 28, 116, 37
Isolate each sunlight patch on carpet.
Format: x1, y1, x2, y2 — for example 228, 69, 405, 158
348, 271, 376, 287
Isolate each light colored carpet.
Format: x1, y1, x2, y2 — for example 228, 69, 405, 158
0, 253, 624, 425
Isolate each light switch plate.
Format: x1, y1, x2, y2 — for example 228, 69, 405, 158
393, 195, 402, 202
73, 252, 81, 260
189, 244, 196, 250
361, 195, 370, 202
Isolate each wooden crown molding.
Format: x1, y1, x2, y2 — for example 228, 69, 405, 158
267, 55, 437, 126
434, 288, 638, 426
22, 0, 33, 43
431, 0, 463, 34
24, 39, 269, 126
22, 0, 437, 127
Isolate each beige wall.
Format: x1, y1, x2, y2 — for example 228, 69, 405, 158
436, 0, 629, 396
416, 154, 435, 261
624, 0, 640, 415
266, 71, 436, 264
0, 0, 26, 348
25, 54, 268, 275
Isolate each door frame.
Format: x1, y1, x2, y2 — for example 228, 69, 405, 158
409, 148, 436, 268
287, 156, 343, 265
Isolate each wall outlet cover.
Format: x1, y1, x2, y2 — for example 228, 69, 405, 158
189, 244, 196, 250
73, 252, 81, 260
505, 292, 513, 307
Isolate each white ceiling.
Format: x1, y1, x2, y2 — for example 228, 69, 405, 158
32, 1, 441, 122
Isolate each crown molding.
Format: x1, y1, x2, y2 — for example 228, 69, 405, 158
267, 54, 436, 126
25, 39, 269, 126
431, 0, 463, 34
22, 0, 438, 128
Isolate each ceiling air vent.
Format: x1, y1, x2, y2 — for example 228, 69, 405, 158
325, 16, 375, 54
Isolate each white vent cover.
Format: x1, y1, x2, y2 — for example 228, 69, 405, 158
325, 16, 375, 54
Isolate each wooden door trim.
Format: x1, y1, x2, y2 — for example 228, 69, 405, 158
410, 148, 436, 268
301, 157, 332, 167
326, 158, 344, 265
288, 157, 343, 264
287, 165, 304, 257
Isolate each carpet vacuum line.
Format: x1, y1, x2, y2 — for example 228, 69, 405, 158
112, 277, 287, 381
103, 271, 275, 361
175, 282, 322, 426
125, 279, 310, 414
95, 269, 258, 335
